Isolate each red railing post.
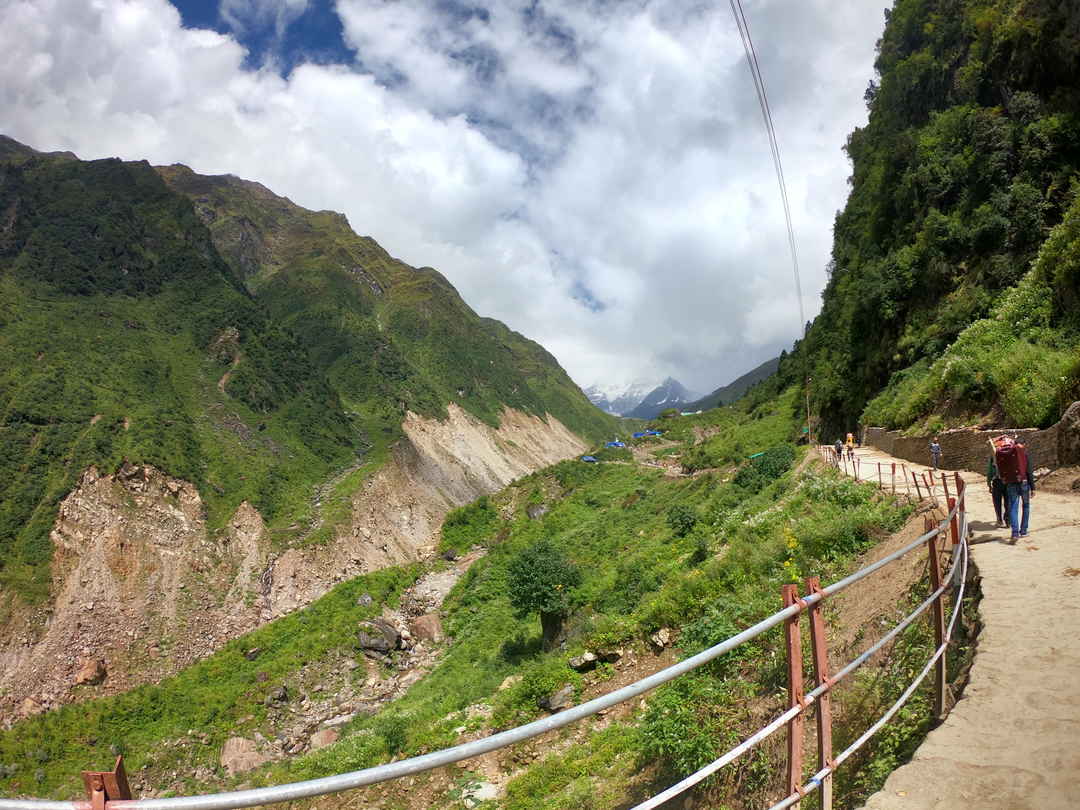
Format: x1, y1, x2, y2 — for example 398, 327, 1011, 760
926, 518, 947, 720
912, 470, 923, 500
955, 474, 966, 534
805, 577, 833, 810
941, 473, 951, 501
947, 497, 960, 546
82, 756, 131, 810
783, 584, 805, 808
891, 463, 896, 494
877, 462, 883, 490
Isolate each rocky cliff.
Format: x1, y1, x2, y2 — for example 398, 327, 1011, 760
0, 405, 585, 723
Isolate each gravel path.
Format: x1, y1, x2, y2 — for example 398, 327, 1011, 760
840, 447, 1080, 810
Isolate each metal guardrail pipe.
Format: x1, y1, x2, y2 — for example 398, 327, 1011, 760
0, 472, 968, 810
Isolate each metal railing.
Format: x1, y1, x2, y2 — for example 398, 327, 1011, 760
1, 459, 971, 810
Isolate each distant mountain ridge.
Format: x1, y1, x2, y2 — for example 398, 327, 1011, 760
626, 377, 699, 419
583, 379, 656, 416
683, 356, 781, 412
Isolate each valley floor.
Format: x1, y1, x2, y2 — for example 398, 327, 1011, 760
841, 447, 1080, 810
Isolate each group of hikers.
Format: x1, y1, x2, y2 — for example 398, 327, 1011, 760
929, 434, 1035, 542
833, 431, 1036, 544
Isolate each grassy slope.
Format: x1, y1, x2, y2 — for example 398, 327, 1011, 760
0, 146, 358, 600
0, 392, 932, 809
158, 166, 616, 443
0, 142, 614, 601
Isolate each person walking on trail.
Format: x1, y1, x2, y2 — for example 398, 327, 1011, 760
929, 438, 942, 470
986, 441, 1010, 530
994, 435, 1035, 543
833, 439, 843, 466
845, 432, 855, 461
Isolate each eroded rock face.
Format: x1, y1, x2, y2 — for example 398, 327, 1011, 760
0, 406, 586, 724
0, 466, 270, 724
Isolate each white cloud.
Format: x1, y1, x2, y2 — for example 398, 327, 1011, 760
0, 0, 887, 395
221, 0, 310, 37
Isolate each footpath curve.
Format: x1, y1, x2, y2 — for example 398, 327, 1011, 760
841, 447, 1080, 810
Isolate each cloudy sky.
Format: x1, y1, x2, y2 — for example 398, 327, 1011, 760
1, 0, 888, 395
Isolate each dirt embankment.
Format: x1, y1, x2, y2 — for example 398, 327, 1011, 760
0, 406, 586, 725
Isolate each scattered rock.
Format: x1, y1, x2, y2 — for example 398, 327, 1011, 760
650, 628, 673, 650
264, 686, 288, 706
220, 737, 270, 776
463, 781, 500, 808
357, 617, 401, 654
243, 647, 262, 661
597, 648, 623, 664
308, 729, 339, 750
539, 684, 575, 712
1058, 401, 1080, 465
441, 549, 458, 561
410, 613, 444, 643
526, 504, 549, 520
498, 674, 522, 691
74, 658, 107, 686
324, 713, 356, 727
356, 593, 374, 607
568, 651, 598, 672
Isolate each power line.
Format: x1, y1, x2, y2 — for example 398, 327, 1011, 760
728, 0, 805, 333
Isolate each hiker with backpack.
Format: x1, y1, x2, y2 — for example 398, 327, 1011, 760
994, 435, 1035, 543
986, 445, 1009, 530
929, 438, 942, 470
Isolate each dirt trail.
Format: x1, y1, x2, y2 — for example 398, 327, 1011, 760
839, 447, 1080, 810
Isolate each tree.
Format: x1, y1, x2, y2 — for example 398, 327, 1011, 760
506, 539, 581, 650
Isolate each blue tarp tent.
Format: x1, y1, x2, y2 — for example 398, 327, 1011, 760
605, 441, 626, 448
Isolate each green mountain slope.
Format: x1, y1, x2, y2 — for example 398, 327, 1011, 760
157, 165, 614, 441
0, 138, 612, 601
683, 355, 780, 412
761, 0, 1080, 435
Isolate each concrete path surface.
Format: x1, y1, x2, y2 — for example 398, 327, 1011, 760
837, 447, 1080, 810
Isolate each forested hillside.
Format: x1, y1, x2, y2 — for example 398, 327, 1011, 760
0, 138, 613, 601
763, 0, 1080, 436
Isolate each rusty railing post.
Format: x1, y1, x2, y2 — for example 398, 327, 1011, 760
82, 756, 131, 810
955, 474, 966, 534
805, 577, 833, 810
783, 584, 804, 808
926, 519, 947, 720
912, 470, 923, 500
877, 462, 882, 490
947, 497, 960, 546
891, 463, 896, 494
941, 473, 951, 501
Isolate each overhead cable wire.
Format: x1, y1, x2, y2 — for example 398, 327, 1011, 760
728, 0, 805, 333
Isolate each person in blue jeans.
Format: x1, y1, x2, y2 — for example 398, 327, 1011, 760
1004, 441, 1035, 542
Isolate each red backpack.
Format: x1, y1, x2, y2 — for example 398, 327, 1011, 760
995, 441, 1024, 484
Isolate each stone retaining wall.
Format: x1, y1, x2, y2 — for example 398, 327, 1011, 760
862, 401, 1080, 475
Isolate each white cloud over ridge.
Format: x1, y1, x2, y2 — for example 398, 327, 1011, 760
0, 0, 887, 394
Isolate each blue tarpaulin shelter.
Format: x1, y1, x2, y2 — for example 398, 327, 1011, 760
605, 441, 626, 447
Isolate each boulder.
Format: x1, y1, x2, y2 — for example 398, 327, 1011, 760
597, 648, 623, 664
264, 686, 288, 706
220, 737, 270, 776
74, 658, 107, 686
357, 617, 400, 653
19, 697, 42, 718
568, 652, 598, 672
463, 781, 500, 808
498, 674, 522, 691
539, 684, 575, 713
650, 628, 673, 650
526, 504, 549, 520
308, 729, 339, 750
1059, 401, 1080, 465
356, 593, 374, 607
411, 613, 444, 643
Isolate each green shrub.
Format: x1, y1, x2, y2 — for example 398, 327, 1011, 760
665, 504, 698, 537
